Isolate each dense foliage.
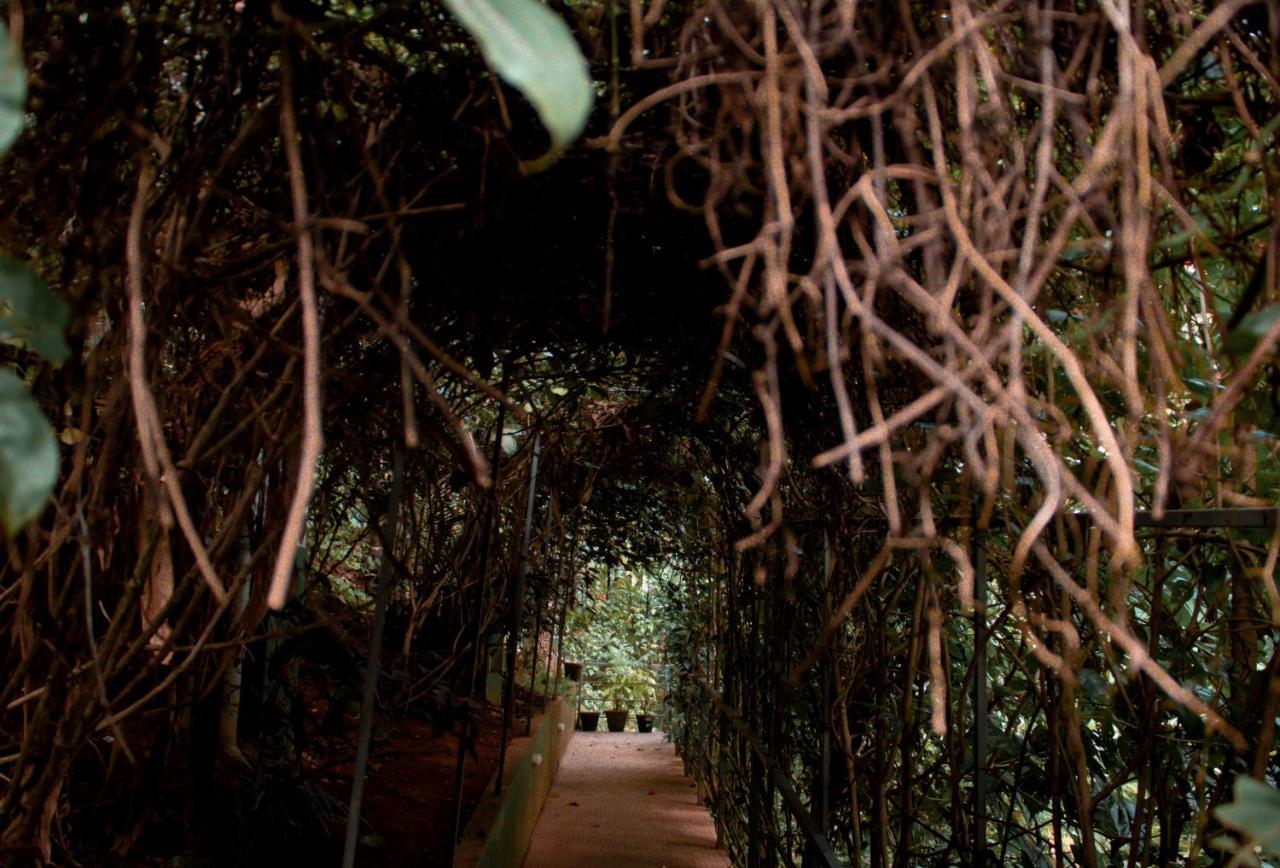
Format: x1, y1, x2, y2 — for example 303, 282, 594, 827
0, 0, 1277, 866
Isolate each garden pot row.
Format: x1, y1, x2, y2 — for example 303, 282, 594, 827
577, 710, 655, 732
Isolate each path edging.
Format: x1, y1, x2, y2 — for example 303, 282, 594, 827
452, 694, 576, 868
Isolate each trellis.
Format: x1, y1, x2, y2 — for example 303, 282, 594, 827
0, 1, 1276, 864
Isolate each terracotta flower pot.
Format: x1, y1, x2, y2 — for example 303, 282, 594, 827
604, 709, 629, 732
578, 710, 600, 731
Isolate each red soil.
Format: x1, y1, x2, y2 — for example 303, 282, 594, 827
321, 691, 554, 867
320, 704, 506, 867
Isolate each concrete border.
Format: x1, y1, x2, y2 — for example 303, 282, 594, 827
452, 694, 577, 868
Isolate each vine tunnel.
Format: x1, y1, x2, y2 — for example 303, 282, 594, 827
1, 2, 1279, 867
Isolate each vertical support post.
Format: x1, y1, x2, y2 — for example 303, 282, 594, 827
342, 449, 406, 868
544, 519, 568, 700
525, 580, 545, 736
542, 582, 560, 703
549, 514, 578, 703
805, 532, 834, 868
553, 578, 570, 702
971, 526, 988, 868
449, 376, 510, 860
552, 597, 565, 693
496, 433, 541, 794
746, 573, 763, 868
820, 531, 832, 835
218, 532, 253, 763
526, 503, 557, 735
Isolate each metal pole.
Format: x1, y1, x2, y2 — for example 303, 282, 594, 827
542, 576, 560, 704
553, 513, 581, 702
449, 375, 511, 859
820, 531, 832, 835
525, 502, 556, 735
525, 584, 545, 735
695, 676, 843, 868
496, 433, 541, 793
972, 525, 988, 868
553, 582, 570, 702
342, 449, 406, 868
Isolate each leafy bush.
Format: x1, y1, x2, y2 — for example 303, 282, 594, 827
565, 569, 665, 713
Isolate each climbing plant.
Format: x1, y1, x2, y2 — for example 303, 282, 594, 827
0, 1, 1278, 866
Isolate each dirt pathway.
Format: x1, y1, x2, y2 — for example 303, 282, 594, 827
523, 731, 730, 868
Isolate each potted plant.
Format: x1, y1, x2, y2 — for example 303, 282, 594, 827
577, 682, 600, 731
604, 705, 629, 732
602, 648, 635, 732
603, 669, 631, 732
562, 570, 667, 733
634, 668, 658, 732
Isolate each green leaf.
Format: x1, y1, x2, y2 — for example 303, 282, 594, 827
1208, 835, 1259, 867
1183, 376, 1224, 397
1225, 305, 1280, 358
441, 0, 593, 149
1214, 777, 1280, 860
0, 368, 58, 534
0, 24, 27, 154
0, 257, 70, 363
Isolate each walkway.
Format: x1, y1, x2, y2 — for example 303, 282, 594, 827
523, 731, 730, 868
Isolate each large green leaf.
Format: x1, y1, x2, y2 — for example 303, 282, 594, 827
1214, 777, 1280, 863
0, 368, 58, 534
441, 0, 593, 149
0, 257, 70, 363
1225, 305, 1280, 358
0, 23, 26, 154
